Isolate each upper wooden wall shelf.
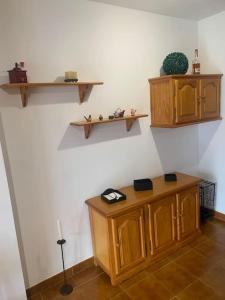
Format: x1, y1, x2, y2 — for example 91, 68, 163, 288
0, 82, 104, 107
70, 114, 148, 138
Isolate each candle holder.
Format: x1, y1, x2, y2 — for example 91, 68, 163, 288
57, 239, 73, 296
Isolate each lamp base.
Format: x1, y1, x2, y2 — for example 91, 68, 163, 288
60, 283, 73, 296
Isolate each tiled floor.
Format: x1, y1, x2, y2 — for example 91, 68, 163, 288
30, 219, 225, 300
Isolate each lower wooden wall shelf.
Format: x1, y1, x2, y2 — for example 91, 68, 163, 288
0, 82, 104, 107
70, 114, 148, 138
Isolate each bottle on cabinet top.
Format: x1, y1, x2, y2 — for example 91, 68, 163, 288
192, 49, 201, 74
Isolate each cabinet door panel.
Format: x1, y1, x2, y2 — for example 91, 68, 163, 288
200, 78, 220, 119
177, 187, 199, 241
150, 79, 173, 126
148, 196, 177, 256
175, 79, 199, 124
112, 208, 146, 275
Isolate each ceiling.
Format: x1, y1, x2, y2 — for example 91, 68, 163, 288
91, 0, 225, 20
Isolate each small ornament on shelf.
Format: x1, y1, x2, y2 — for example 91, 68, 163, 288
131, 109, 136, 116
99, 114, 103, 121
64, 71, 78, 82
8, 62, 27, 83
108, 115, 114, 120
114, 108, 125, 118
84, 115, 92, 122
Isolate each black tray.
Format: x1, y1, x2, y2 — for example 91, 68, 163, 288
164, 173, 177, 182
101, 188, 126, 204
133, 179, 153, 191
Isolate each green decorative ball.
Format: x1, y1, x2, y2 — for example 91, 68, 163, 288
163, 52, 189, 75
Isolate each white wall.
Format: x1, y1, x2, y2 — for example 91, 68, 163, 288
198, 12, 225, 214
0, 0, 198, 287
0, 140, 26, 300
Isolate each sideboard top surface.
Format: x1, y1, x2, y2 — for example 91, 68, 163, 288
149, 74, 223, 82
85, 172, 201, 217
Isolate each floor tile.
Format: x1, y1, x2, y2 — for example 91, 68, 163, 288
42, 284, 86, 300
33, 220, 225, 300
201, 221, 225, 245
80, 273, 122, 300
119, 270, 148, 289
178, 280, 221, 300
145, 257, 171, 274
194, 239, 225, 261
188, 233, 209, 247
30, 294, 43, 300
200, 264, 225, 298
124, 274, 172, 300
153, 262, 195, 296
73, 258, 94, 274
70, 265, 103, 287
41, 281, 65, 299
109, 292, 131, 300
166, 245, 192, 261
175, 249, 214, 278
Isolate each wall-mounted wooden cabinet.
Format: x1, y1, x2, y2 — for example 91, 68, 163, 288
149, 74, 222, 127
86, 173, 201, 285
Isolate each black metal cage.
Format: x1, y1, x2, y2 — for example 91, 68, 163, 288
199, 180, 216, 221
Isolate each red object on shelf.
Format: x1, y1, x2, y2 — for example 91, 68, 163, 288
8, 63, 27, 83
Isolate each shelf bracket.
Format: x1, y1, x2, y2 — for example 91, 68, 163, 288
84, 124, 92, 139
20, 86, 28, 107
126, 118, 137, 131
78, 84, 92, 104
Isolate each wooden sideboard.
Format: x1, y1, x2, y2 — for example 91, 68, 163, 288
86, 173, 201, 285
149, 74, 222, 127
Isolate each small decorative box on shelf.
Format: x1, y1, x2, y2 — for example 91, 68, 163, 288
70, 114, 148, 139
0, 81, 104, 107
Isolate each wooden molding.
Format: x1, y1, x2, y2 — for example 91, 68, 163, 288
26, 257, 94, 299
214, 211, 225, 222
150, 117, 222, 128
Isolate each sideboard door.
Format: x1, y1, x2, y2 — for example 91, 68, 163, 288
177, 186, 200, 241
112, 208, 146, 275
148, 196, 177, 256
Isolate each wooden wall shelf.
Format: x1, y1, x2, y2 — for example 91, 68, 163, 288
0, 82, 104, 107
70, 114, 148, 138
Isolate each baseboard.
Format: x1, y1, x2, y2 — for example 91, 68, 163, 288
214, 211, 225, 222
26, 257, 94, 299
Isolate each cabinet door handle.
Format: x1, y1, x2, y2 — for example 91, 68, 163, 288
116, 243, 120, 248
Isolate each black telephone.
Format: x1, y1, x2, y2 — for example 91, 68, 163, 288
101, 188, 126, 204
